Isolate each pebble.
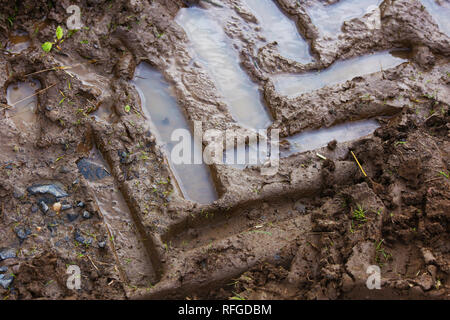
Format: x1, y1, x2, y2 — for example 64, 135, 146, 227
0, 274, 13, 289
52, 202, 62, 212
77, 201, 85, 208
39, 201, 49, 214
61, 204, 72, 211
82, 211, 91, 219
77, 158, 110, 181
74, 230, 85, 244
0, 266, 8, 273
98, 241, 106, 249
118, 150, 131, 164
14, 227, 31, 242
66, 213, 79, 222
0, 248, 16, 261
74, 230, 92, 246
27, 184, 68, 198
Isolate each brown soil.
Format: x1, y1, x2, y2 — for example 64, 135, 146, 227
0, 0, 448, 300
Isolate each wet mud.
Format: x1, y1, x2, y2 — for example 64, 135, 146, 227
0, 0, 449, 300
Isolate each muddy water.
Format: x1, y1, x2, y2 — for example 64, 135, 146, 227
53, 55, 114, 121
54, 55, 111, 99
281, 119, 380, 157
306, 0, 382, 35
132, 63, 218, 204
273, 50, 407, 97
224, 120, 380, 167
79, 147, 155, 286
421, 0, 450, 36
6, 79, 41, 129
175, 7, 272, 129
242, 0, 312, 63
6, 31, 30, 54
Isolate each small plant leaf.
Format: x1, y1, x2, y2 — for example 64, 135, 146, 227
56, 25, 64, 40
41, 42, 53, 52
124, 105, 131, 113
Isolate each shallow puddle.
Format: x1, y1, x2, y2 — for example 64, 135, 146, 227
242, 0, 312, 63
281, 119, 380, 157
175, 7, 272, 129
273, 50, 407, 97
421, 0, 450, 36
78, 147, 156, 285
132, 63, 218, 204
306, 0, 382, 35
6, 31, 30, 54
54, 55, 111, 99
6, 79, 41, 129
224, 119, 380, 167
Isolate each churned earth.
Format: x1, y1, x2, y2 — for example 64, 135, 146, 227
0, 0, 448, 300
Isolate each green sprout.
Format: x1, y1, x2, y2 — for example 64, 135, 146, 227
353, 204, 367, 222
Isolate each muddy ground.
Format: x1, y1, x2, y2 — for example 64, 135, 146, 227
0, 0, 448, 300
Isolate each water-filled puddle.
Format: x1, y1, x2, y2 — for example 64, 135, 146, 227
6, 31, 30, 53
175, 7, 272, 129
132, 63, 218, 204
273, 50, 407, 97
224, 120, 380, 168
6, 79, 41, 129
77, 147, 155, 285
281, 119, 380, 157
54, 55, 111, 98
421, 0, 450, 36
306, 0, 382, 35
242, 0, 312, 63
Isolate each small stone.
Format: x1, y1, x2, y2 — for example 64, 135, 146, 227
117, 150, 133, 164
0, 274, 14, 289
77, 158, 110, 181
39, 201, 49, 214
27, 184, 68, 198
0, 248, 16, 261
74, 230, 85, 244
52, 202, 62, 212
74, 230, 92, 246
66, 213, 79, 222
82, 211, 91, 219
61, 204, 72, 211
76, 201, 85, 208
14, 227, 31, 242
0, 266, 7, 273
98, 241, 106, 249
